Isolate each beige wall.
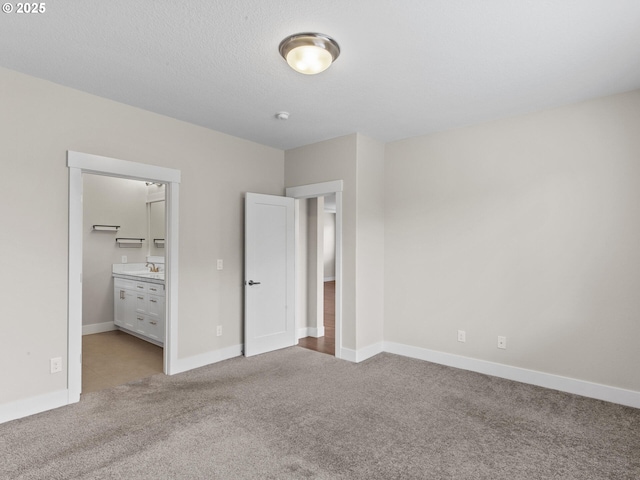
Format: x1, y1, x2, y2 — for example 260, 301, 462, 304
384, 90, 640, 391
3, 63, 638, 410
306, 197, 324, 332
355, 135, 385, 350
285, 133, 385, 353
0, 67, 283, 404
285, 134, 358, 349
323, 212, 336, 280
83, 175, 148, 327
295, 199, 309, 332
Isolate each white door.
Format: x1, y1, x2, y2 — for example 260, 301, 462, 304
244, 193, 295, 357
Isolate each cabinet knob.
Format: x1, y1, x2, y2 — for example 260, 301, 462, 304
138, 296, 144, 300
150, 321, 157, 325
150, 299, 157, 303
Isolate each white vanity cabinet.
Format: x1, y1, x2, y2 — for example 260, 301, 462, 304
114, 277, 165, 345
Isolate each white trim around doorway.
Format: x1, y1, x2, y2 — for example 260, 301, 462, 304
67, 151, 181, 404
286, 180, 344, 360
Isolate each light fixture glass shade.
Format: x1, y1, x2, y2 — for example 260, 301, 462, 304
279, 33, 340, 75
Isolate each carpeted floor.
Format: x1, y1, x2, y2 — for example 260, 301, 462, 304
1, 347, 639, 479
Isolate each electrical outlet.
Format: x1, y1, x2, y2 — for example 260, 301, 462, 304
457, 330, 466, 343
217, 259, 223, 270
217, 325, 222, 336
498, 336, 507, 349
122, 256, 128, 263
50, 357, 62, 374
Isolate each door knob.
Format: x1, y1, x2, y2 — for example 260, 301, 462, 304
247, 280, 261, 286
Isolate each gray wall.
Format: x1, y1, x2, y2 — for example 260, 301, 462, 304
384, 89, 640, 391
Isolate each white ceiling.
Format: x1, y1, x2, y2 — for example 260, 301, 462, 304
2, 0, 640, 150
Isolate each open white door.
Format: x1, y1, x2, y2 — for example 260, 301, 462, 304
244, 193, 295, 357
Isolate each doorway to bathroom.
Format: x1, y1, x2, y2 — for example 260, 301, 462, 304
67, 151, 180, 403
81, 174, 166, 393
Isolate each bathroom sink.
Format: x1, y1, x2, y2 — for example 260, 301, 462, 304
115, 270, 164, 279
137, 273, 164, 279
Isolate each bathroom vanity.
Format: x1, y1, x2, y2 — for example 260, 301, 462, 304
113, 264, 165, 346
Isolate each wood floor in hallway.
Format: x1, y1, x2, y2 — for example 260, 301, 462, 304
298, 281, 335, 356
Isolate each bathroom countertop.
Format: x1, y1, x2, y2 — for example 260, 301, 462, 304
112, 263, 165, 285
112, 271, 165, 285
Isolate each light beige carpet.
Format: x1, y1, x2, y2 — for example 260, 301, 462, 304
1, 347, 639, 479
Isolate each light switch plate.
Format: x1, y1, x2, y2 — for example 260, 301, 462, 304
217, 259, 223, 270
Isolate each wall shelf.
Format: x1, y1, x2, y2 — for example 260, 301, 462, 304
116, 237, 144, 248
153, 238, 165, 248
93, 225, 120, 231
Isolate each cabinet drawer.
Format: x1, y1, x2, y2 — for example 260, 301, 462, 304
145, 316, 163, 342
114, 278, 136, 290
135, 314, 147, 335
135, 293, 147, 313
146, 283, 163, 295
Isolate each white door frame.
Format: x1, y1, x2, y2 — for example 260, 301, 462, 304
286, 180, 344, 360
67, 151, 181, 403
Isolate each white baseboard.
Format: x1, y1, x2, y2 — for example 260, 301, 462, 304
339, 342, 384, 363
339, 347, 356, 362
298, 327, 309, 339
384, 341, 640, 409
324, 276, 335, 282
0, 389, 71, 425
1, 344, 242, 424
169, 344, 242, 375
310, 326, 324, 338
297, 327, 325, 339
82, 322, 117, 336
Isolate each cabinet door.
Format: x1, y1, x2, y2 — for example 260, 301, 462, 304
146, 294, 165, 342
114, 288, 126, 327
115, 287, 136, 329
122, 290, 137, 331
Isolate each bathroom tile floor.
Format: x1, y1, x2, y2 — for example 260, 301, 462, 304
82, 330, 163, 394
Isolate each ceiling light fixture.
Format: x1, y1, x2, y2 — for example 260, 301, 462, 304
279, 32, 340, 75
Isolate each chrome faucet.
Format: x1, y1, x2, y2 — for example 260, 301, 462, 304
146, 262, 159, 273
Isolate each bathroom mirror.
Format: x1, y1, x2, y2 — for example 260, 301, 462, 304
149, 200, 165, 256
146, 183, 166, 257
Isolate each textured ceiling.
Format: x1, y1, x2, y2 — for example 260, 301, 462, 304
2, 0, 640, 150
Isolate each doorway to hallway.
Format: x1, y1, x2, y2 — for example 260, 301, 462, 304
298, 280, 335, 355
